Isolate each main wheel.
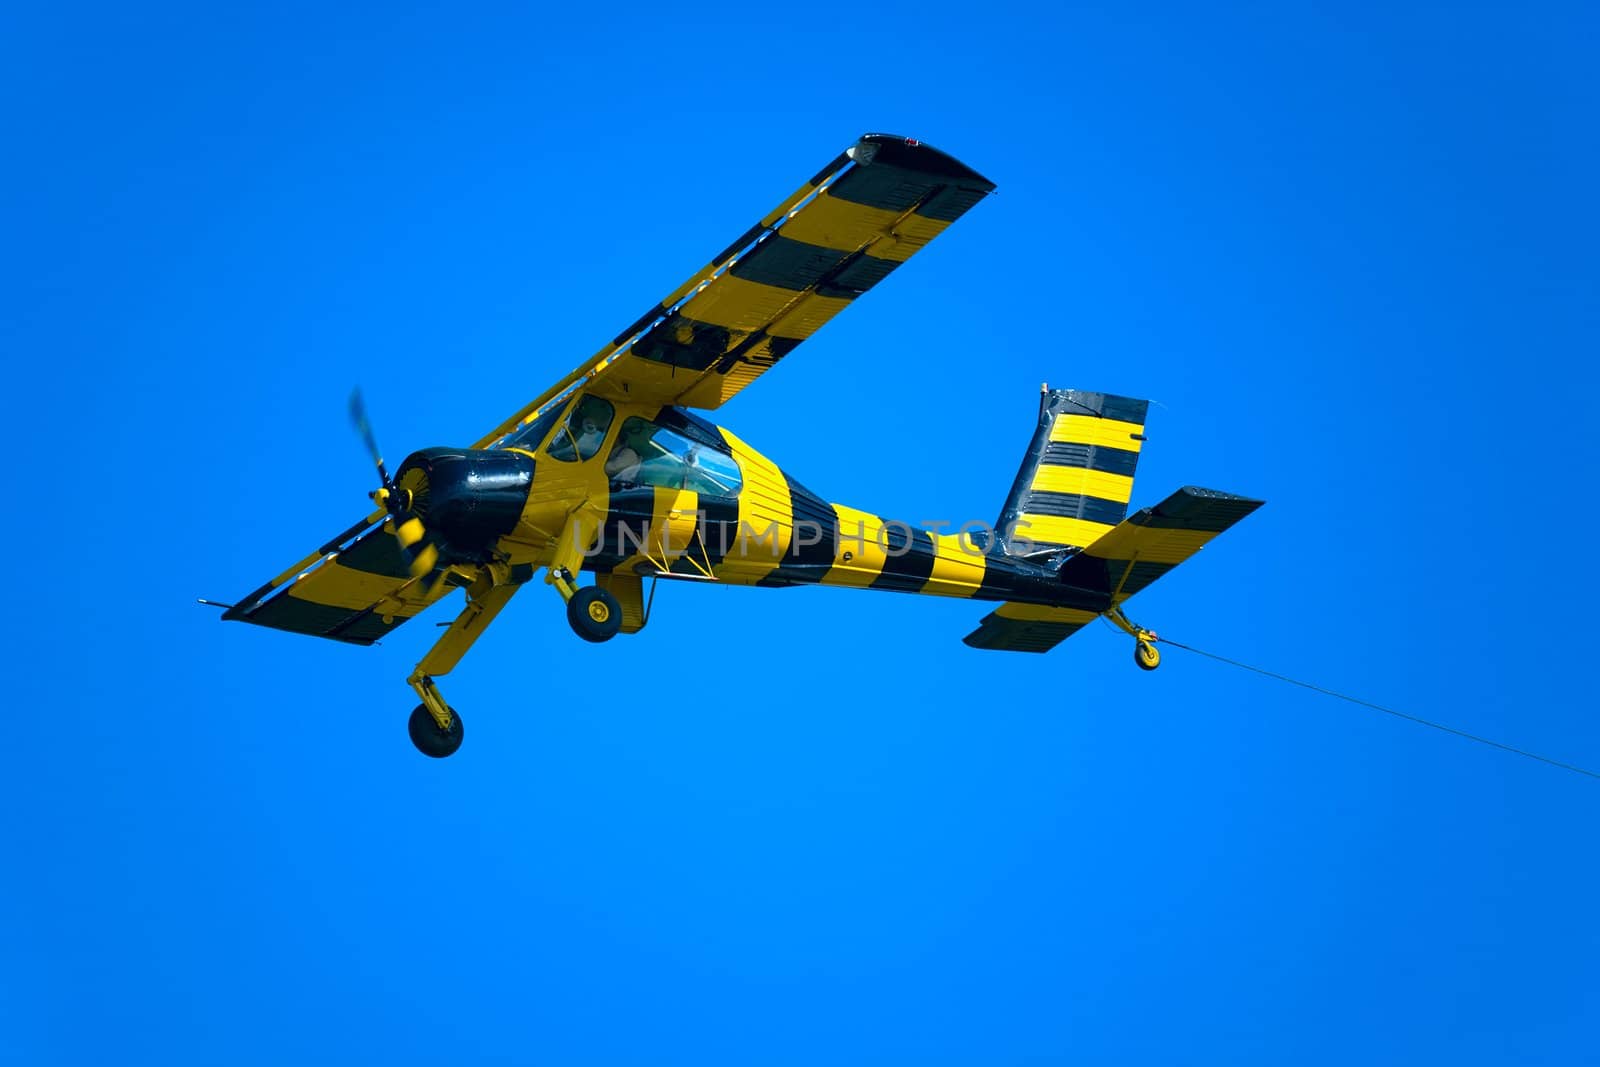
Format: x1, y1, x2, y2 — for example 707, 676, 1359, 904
1134, 639, 1161, 672
567, 585, 623, 643
408, 703, 464, 758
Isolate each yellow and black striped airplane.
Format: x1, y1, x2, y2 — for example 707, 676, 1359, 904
212, 134, 1262, 757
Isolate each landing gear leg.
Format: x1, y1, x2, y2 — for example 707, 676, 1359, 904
405, 575, 521, 757
544, 511, 621, 643
1106, 606, 1161, 672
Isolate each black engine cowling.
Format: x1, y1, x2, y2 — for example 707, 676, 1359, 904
390, 447, 535, 567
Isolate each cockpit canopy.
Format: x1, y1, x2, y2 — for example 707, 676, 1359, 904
499, 396, 743, 497
604, 415, 742, 496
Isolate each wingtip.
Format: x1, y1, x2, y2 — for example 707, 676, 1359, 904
854, 133, 995, 188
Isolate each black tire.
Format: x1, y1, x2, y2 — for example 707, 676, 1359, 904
408, 703, 464, 758
567, 586, 623, 643
1134, 640, 1161, 672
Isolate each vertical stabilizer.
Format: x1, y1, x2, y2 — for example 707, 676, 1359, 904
995, 387, 1150, 556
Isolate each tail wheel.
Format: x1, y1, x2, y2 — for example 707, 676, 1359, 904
1134, 639, 1161, 671
567, 586, 622, 643
408, 704, 464, 758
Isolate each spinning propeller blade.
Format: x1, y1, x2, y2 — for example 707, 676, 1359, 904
348, 388, 389, 488
349, 387, 443, 584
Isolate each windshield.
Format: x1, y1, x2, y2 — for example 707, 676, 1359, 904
547, 395, 616, 463
500, 400, 569, 452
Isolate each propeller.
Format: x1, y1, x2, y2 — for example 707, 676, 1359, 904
349, 388, 441, 581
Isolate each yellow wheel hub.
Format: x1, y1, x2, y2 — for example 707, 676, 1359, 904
588, 601, 611, 623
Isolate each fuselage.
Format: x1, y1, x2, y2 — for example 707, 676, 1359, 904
391, 391, 1108, 615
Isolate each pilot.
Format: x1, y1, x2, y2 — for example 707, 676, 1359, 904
605, 423, 649, 483
573, 416, 606, 459
551, 398, 610, 462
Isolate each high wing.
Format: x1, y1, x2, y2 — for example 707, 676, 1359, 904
221, 512, 456, 644
476, 133, 995, 448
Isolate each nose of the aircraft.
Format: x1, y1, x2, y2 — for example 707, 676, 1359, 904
391, 447, 535, 562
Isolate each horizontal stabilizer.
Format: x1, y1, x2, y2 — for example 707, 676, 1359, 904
962, 602, 1098, 654
1056, 486, 1263, 604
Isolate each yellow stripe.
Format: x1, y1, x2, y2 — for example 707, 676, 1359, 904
1049, 414, 1146, 451
1085, 525, 1215, 565
994, 602, 1098, 623
922, 532, 985, 597
865, 213, 952, 263
777, 190, 902, 252
259, 508, 386, 595
822, 504, 890, 588
714, 429, 792, 584
679, 274, 798, 333
653, 487, 699, 564
778, 190, 954, 265
285, 561, 424, 614
678, 367, 753, 410
759, 176, 831, 229
1030, 466, 1135, 503
1012, 514, 1115, 550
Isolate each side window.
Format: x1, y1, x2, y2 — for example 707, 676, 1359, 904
604, 417, 742, 495
547, 395, 615, 463
684, 442, 742, 495
501, 400, 568, 452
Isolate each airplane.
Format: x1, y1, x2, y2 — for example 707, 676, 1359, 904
209, 133, 1263, 758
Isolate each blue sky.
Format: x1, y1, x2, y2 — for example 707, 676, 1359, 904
6, 3, 1598, 1063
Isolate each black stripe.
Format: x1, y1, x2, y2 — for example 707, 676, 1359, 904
855, 134, 995, 186
712, 221, 769, 267
333, 526, 413, 579
318, 514, 381, 556
974, 550, 1034, 603
241, 592, 399, 646
713, 330, 766, 373
585, 488, 658, 573
693, 494, 741, 571
827, 162, 940, 213
757, 474, 837, 587
613, 304, 669, 347
729, 235, 851, 292
1056, 553, 1174, 600
1020, 491, 1128, 525
915, 183, 991, 223
1040, 441, 1140, 478
224, 580, 279, 617
808, 150, 853, 189
869, 526, 937, 593
827, 252, 899, 295
963, 613, 1083, 653
326, 606, 399, 644
1046, 389, 1149, 426
1106, 559, 1176, 598
700, 425, 745, 572
1128, 487, 1265, 533
632, 312, 734, 372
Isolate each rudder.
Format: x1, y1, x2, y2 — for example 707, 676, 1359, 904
995, 387, 1150, 556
